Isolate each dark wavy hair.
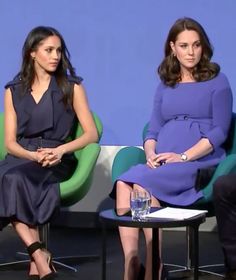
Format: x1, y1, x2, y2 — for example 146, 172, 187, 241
158, 17, 220, 87
20, 26, 76, 105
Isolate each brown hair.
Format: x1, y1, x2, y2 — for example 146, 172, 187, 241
158, 17, 220, 87
20, 26, 76, 105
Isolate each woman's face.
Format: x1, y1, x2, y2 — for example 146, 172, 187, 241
31, 35, 62, 73
170, 30, 202, 73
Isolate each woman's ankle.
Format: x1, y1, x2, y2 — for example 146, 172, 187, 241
124, 256, 140, 280
31, 248, 52, 277
29, 260, 39, 276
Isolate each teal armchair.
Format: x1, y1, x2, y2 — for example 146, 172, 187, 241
111, 113, 236, 277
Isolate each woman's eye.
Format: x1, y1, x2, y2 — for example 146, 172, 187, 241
194, 42, 201, 48
180, 44, 187, 49
45, 48, 52, 53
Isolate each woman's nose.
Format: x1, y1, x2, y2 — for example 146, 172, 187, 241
52, 50, 59, 59
188, 46, 194, 55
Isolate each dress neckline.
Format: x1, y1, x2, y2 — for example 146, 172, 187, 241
30, 77, 52, 104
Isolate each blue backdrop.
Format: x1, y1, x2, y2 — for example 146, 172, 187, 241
0, 0, 235, 145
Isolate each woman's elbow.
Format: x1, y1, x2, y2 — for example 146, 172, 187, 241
5, 141, 13, 154
89, 129, 99, 143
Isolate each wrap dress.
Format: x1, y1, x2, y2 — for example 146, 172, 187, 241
0, 74, 82, 229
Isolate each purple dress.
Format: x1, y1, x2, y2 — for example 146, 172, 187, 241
117, 73, 233, 206
0, 74, 82, 230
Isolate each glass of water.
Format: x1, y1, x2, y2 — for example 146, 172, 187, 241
130, 189, 152, 220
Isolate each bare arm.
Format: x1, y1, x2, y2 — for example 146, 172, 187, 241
40, 84, 98, 165
4, 88, 43, 162
59, 83, 98, 153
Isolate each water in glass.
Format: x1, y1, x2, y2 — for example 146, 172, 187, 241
130, 190, 151, 220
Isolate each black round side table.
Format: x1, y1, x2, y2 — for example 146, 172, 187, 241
99, 208, 206, 280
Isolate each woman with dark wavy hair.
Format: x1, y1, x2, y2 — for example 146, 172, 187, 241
158, 17, 219, 87
0, 26, 98, 279
111, 17, 233, 280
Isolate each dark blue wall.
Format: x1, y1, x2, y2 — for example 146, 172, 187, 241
0, 0, 235, 145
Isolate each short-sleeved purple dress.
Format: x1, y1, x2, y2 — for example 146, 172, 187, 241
116, 73, 233, 206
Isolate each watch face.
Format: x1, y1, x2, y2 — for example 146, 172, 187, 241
181, 154, 187, 161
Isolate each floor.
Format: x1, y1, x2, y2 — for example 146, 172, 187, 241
0, 225, 226, 280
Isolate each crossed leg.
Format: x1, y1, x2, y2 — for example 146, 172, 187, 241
12, 221, 52, 278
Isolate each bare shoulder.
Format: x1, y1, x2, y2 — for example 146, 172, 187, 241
73, 83, 88, 102
74, 82, 86, 93
4, 88, 13, 100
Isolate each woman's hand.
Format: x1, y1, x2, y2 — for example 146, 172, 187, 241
154, 152, 182, 164
36, 147, 65, 167
32, 150, 48, 164
146, 153, 159, 169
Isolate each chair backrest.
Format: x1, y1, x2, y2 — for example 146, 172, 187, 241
73, 112, 103, 160
59, 112, 103, 206
223, 112, 236, 155
195, 113, 236, 207
0, 110, 103, 207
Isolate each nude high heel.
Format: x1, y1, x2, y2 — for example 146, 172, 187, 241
41, 247, 56, 273
27, 242, 57, 280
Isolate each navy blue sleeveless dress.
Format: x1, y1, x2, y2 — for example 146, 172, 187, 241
0, 75, 82, 230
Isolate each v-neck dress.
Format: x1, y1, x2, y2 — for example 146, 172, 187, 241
112, 72, 233, 206
0, 74, 82, 230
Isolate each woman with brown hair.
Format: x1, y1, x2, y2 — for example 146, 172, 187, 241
0, 26, 98, 279
111, 17, 233, 280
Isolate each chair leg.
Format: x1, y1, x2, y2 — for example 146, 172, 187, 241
39, 223, 50, 249
187, 227, 224, 277
39, 224, 100, 273
165, 227, 224, 278
0, 223, 99, 273
165, 227, 192, 274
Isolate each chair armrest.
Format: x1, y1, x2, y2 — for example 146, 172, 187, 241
111, 146, 146, 184
198, 154, 236, 204
60, 143, 101, 201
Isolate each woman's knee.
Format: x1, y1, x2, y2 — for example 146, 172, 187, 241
116, 180, 132, 208
116, 180, 130, 195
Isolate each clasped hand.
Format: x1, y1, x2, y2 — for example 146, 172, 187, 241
35, 148, 63, 167
146, 152, 181, 169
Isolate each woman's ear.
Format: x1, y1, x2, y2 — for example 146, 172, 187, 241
170, 41, 176, 55
30, 51, 36, 60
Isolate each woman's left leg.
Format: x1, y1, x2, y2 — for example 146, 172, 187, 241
28, 226, 41, 276
142, 193, 164, 280
12, 221, 53, 278
116, 180, 141, 280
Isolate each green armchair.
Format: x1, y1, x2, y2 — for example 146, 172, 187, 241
111, 113, 236, 277
0, 111, 103, 271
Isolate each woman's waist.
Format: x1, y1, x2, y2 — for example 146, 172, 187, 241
18, 137, 64, 150
166, 115, 212, 122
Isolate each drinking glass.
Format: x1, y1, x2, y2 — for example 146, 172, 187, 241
130, 189, 151, 220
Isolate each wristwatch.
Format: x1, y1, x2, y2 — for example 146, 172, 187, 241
180, 153, 188, 161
